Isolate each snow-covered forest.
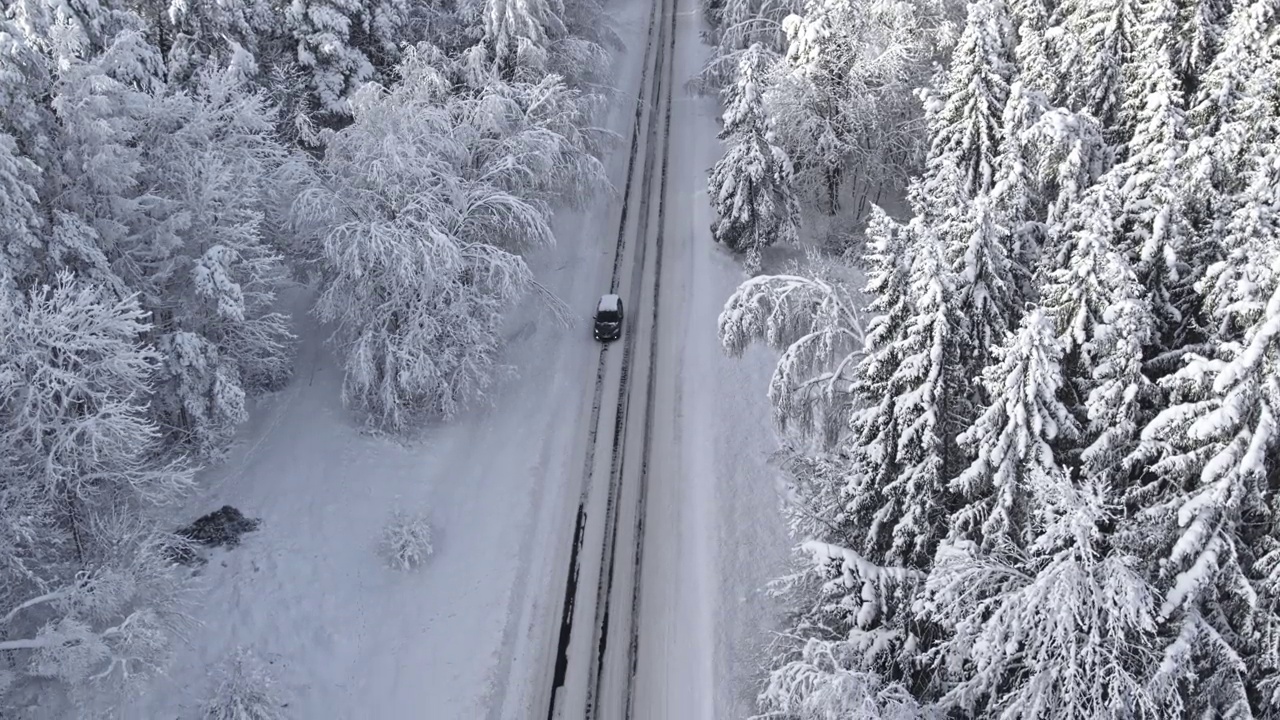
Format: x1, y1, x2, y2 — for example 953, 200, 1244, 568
0, 0, 614, 710
708, 0, 1280, 715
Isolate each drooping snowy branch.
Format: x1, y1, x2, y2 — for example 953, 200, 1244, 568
719, 259, 865, 445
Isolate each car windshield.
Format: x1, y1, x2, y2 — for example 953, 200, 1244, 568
597, 310, 621, 323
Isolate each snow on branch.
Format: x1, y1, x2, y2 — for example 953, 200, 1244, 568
719, 263, 866, 444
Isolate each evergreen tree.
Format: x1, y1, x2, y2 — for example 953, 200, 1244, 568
924, 476, 1170, 718
945, 195, 1019, 386
1111, 28, 1198, 348
921, 0, 1014, 203
950, 308, 1079, 551
708, 43, 800, 272
285, 0, 406, 113
1127, 254, 1280, 715
1041, 177, 1127, 382
461, 0, 566, 81
1058, 0, 1141, 129
878, 225, 960, 567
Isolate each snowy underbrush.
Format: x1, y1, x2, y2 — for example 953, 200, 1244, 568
380, 509, 435, 571
201, 648, 287, 720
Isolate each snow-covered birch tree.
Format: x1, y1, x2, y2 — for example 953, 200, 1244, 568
0, 275, 193, 710
302, 49, 552, 430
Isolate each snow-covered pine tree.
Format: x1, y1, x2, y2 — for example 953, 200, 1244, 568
1056, 0, 1141, 130
920, 0, 1014, 204
1006, 0, 1059, 99
1110, 17, 1199, 351
944, 195, 1019, 389
877, 223, 961, 567
1125, 241, 1280, 715
37, 25, 160, 295
163, 0, 278, 86
988, 83, 1048, 288
460, 0, 566, 82
923, 474, 1170, 718
708, 43, 800, 272
1020, 105, 1108, 233
1168, 0, 1232, 98
1186, 0, 1279, 246
1079, 288, 1157, 483
1040, 177, 1127, 382
840, 208, 914, 556
0, 20, 53, 286
8, 0, 131, 71
949, 308, 1079, 552
1116, 141, 1280, 714
285, 0, 406, 113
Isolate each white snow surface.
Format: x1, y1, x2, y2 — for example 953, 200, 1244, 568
131, 0, 790, 716
597, 293, 622, 313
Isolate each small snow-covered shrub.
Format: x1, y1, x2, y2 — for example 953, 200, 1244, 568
203, 647, 285, 720
380, 509, 434, 571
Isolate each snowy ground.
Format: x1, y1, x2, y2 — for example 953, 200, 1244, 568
130, 0, 790, 716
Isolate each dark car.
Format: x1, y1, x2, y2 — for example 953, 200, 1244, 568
594, 294, 623, 342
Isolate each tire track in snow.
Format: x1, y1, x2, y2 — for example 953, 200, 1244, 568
621, 0, 678, 714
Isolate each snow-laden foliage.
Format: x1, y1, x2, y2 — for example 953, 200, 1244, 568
163, 0, 277, 85
759, 635, 931, 720
203, 647, 286, 720
285, 0, 406, 113
0, 0, 615, 710
950, 308, 1079, 551
725, 0, 1280, 713
718, 250, 864, 445
380, 509, 435, 571
920, 0, 1014, 202
708, 43, 801, 271
304, 45, 602, 429
875, 227, 960, 566
943, 195, 1018, 385
0, 275, 194, 710
131, 68, 301, 459
764, 0, 944, 212
458, 0, 611, 90
1124, 188, 1280, 714
1056, 0, 1142, 128
923, 480, 1170, 718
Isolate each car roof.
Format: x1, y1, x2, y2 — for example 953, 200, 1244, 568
597, 294, 621, 312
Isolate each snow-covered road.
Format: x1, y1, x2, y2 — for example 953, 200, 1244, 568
132, 0, 789, 715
